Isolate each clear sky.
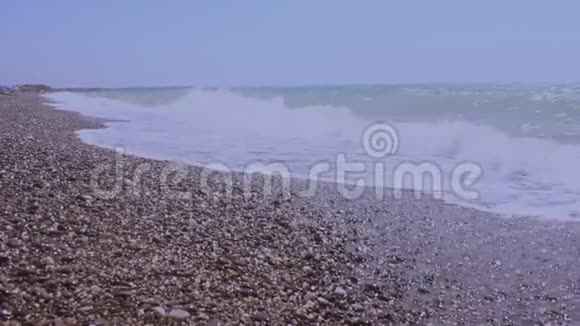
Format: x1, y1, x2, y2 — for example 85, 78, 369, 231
1, 1, 579, 87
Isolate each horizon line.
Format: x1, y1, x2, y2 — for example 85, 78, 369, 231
37, 80, 580, 91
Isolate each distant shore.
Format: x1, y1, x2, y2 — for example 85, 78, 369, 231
0, 93, 578, 324
0, 84, 108, 95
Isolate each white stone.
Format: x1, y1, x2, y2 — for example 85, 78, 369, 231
334, 286, 347, 297
168, 308, 190, 320
152, 306, 166, 317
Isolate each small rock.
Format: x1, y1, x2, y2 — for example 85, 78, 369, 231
42, 256, 55, 266
197, 312, 210, 320
334, 286, 347, 297
417, 287, 429, 294
153, 306, 166, 317
79, 305, 93, 312
348, 317, 365, 325
253, 311, 269, 322
303, 251, 314, 260
208, 318, 225, 326
304, 292, 316, 301
302, 300, 317, 311
7, 238, 22, 248
317, 297, 330, 305
362, 283, 379, 293
2, 321, 21, 326
35, 286, 52, 300
92, 318, 108, 326
0, 307, 13, 318
168, 308, 190, 320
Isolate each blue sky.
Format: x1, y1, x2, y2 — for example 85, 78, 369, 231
1, 1, 579, 87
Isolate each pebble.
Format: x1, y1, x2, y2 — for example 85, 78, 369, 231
42, 256, 55, 266
253, 311, 269, 322
152, 306, 166, 317
167, 308, 191, 320
7, 238, 22, 248
334, 286, 347, 297
34, 286, 52, 300
208, 318, 225, 326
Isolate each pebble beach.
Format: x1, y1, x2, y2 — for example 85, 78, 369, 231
1, 93, 579, 325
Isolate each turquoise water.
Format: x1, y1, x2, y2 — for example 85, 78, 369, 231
47, 84, 580, 220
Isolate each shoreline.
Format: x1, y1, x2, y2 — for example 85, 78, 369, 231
45, 90, 577, 223
1, 94, 579, 324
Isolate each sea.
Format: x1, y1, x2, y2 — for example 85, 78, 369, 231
45, 84, 580, 220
